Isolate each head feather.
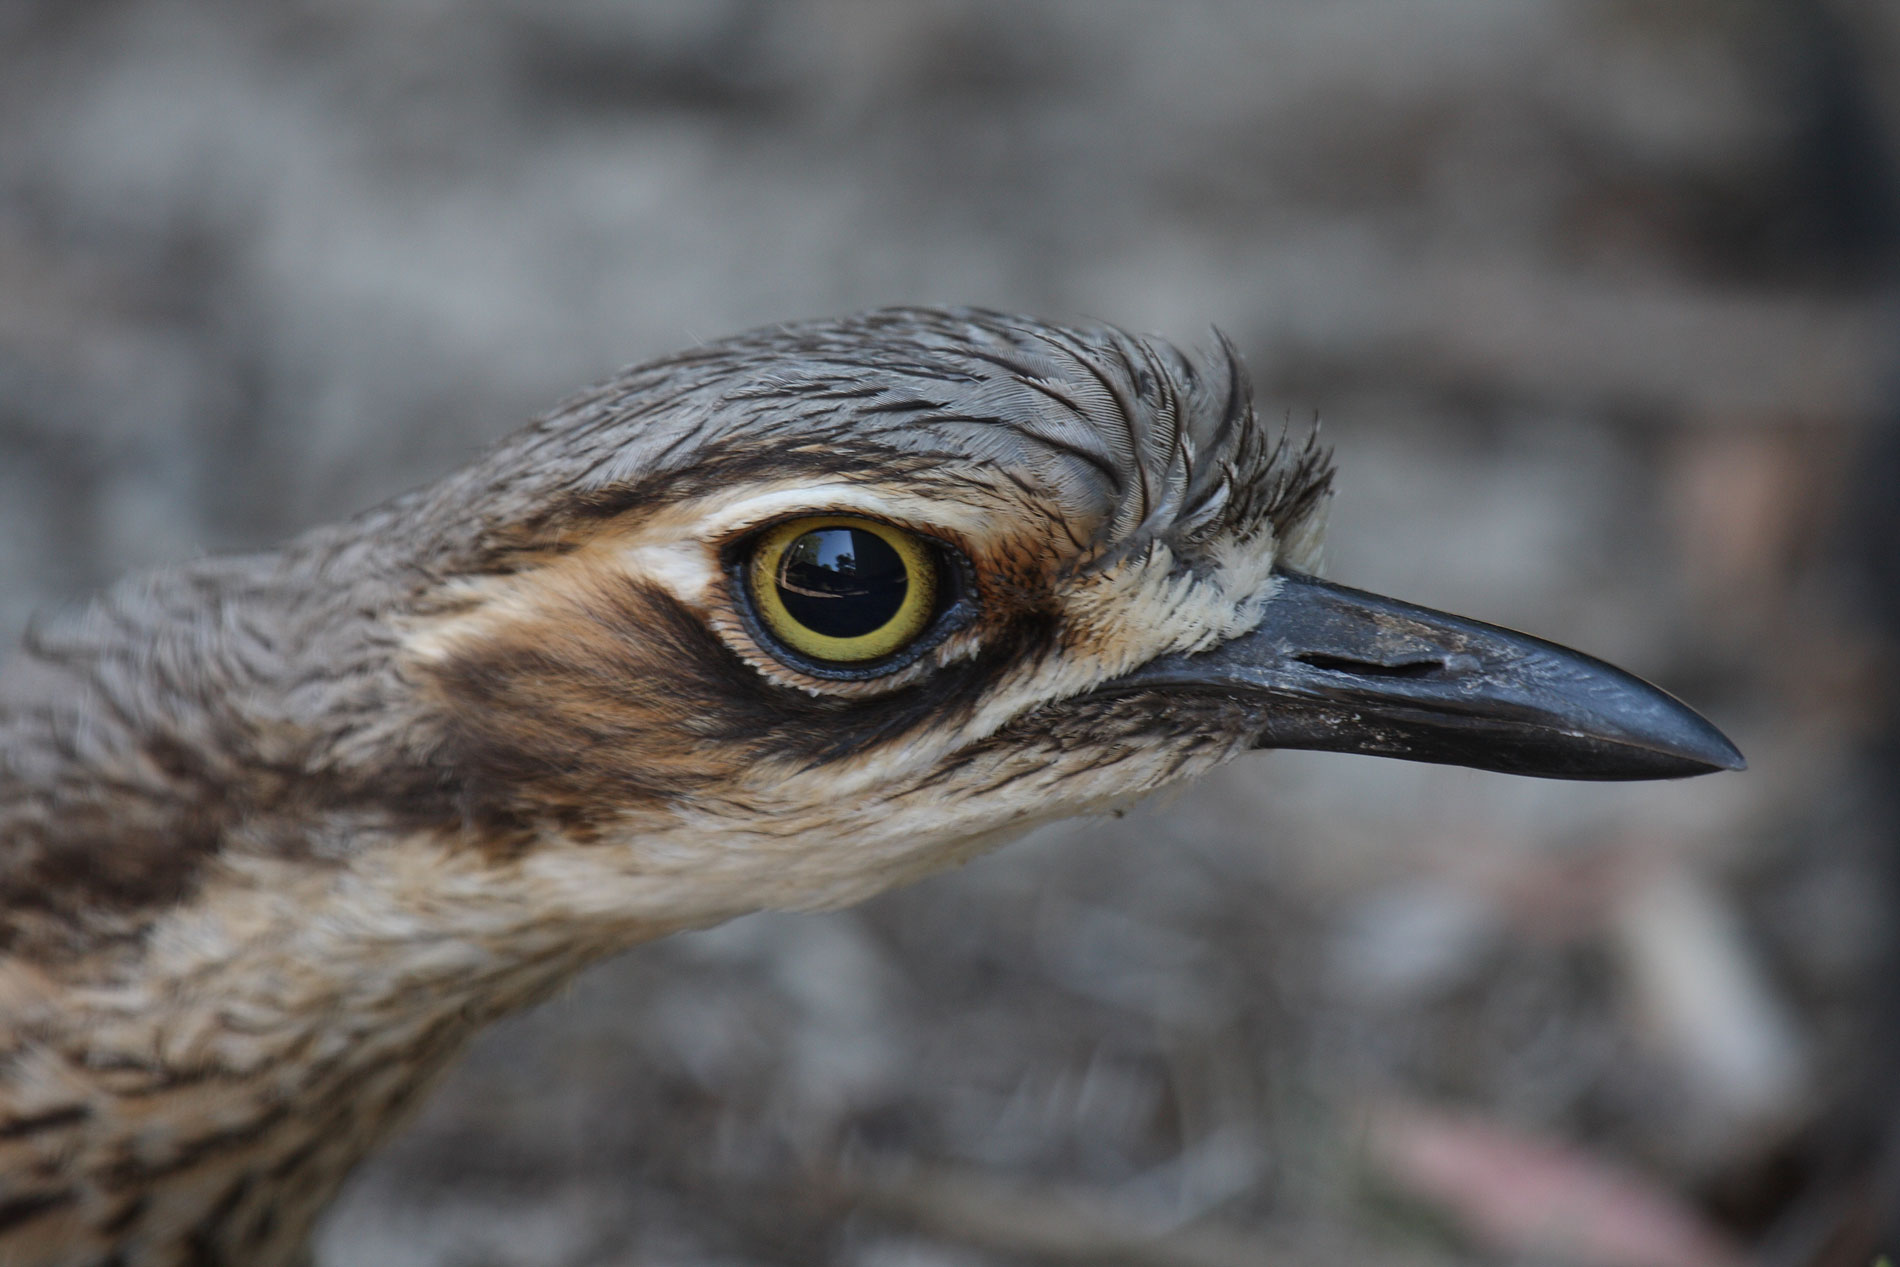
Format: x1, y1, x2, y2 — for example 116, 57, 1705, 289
441, 307, 1334, 574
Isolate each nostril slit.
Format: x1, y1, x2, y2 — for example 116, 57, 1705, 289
1295, 652, 1445, 680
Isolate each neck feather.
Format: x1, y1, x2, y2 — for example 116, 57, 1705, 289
0, 509, 643, 1265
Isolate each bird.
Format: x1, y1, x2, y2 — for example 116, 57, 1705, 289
0, 307, 1742, 1266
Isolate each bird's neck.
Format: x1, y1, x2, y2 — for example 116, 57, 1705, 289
0, 522, 697, 1265
0, 834, 690, 1265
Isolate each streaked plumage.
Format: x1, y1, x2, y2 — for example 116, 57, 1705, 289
0, 308, 1738, 1265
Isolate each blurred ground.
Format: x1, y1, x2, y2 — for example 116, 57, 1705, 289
3, 2, 1898, 1264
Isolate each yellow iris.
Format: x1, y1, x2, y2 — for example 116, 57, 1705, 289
748, 516, 939, 664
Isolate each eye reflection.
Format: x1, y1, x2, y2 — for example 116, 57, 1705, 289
775, 527, 908, 637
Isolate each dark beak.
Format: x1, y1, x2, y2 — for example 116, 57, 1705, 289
1110, 570, 1744, 780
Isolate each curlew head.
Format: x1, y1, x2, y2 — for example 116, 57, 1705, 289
393, 308, 1742, 925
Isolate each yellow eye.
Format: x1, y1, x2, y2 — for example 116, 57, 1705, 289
747, 516, 939, 665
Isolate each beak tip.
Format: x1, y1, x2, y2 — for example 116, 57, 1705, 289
1641, 713, 1745, 779
1707, 737, 1747, 775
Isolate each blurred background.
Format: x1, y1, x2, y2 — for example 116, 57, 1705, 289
3, 2, 1898, 1264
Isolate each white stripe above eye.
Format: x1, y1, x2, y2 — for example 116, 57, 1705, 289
608, 481, 993, 608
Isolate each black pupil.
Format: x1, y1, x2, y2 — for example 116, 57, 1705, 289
774, 527, 910, 639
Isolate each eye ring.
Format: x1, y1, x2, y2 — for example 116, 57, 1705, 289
743, 516, 944, 670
